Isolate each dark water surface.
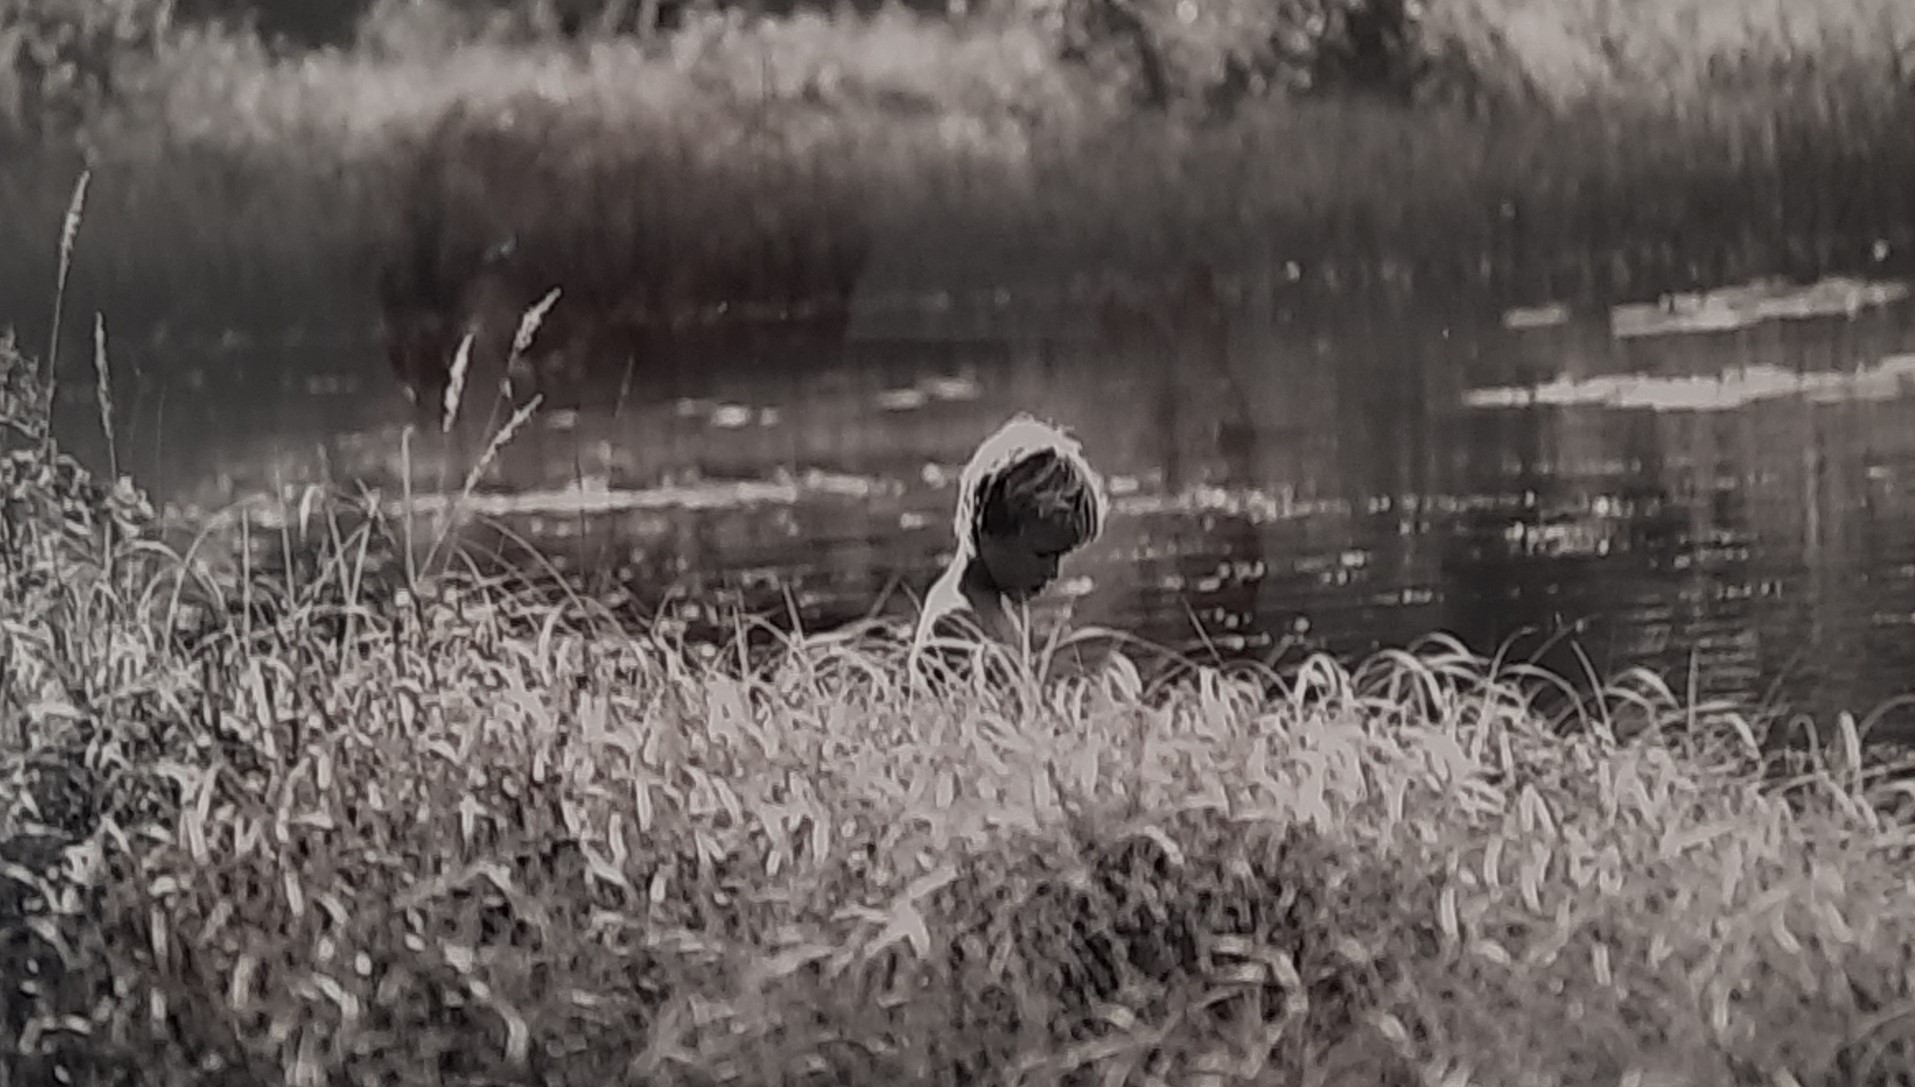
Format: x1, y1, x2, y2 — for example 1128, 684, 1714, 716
39, 262, 1915, 735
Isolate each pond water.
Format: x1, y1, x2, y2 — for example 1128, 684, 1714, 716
38, 261, 1915, 736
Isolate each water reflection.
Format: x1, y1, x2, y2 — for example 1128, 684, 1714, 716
1092, 264, 1271, 656
43, 269, 1915, 733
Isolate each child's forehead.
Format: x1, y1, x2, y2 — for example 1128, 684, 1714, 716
1020, 516, 1089, 551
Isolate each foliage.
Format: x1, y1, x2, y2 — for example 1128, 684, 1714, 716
0, 0, 181, 143
1423, 0, 1915, 108
12, 0, 1915, 148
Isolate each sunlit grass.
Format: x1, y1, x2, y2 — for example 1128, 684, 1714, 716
8, 271, 1915, 1084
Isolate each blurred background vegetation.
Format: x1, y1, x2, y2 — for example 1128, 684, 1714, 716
8, 0, 1907, 150
2, 0, 1911, 399
0, 0, 1539, 143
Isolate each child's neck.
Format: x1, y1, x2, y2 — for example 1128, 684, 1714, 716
958, 556, 1025, 645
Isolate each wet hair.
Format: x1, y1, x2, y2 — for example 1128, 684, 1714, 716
952, 414, 1107, 552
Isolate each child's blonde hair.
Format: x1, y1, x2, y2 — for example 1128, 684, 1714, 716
950, 413, 1108, 557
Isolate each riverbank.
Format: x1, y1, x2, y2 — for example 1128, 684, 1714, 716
3, 1, 1914, 359
8, 317, 1915, 1085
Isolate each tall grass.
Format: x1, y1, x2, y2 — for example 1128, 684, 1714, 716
9, 234, 1915, 1083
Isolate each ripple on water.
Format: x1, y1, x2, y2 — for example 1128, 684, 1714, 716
1463, 354, 1915, 413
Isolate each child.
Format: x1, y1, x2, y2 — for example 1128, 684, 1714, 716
909, 413, 1109, 674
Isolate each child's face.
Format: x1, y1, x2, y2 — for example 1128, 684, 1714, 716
977, 517, 1082, 602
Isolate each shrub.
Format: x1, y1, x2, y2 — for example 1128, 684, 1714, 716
0, 0, 180, 143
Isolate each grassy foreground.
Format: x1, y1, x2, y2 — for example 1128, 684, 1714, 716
10, 304, 1915, 1083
